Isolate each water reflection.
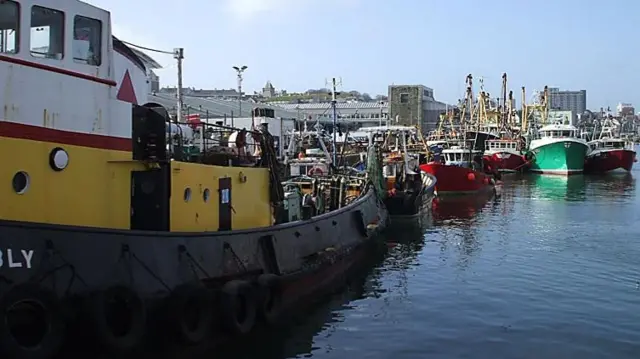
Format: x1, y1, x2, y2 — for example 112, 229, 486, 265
386, 207, 434, 233
527, 174, 587, 201
207, 246, 389, 359
384, 225, 428, 269
367, 228, 427, 310
431, 192, 495, 270
584, 172, 635, 201
432, 191, 495, 224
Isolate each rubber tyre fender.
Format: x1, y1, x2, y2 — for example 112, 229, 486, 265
88, 285, 146, 353
220, 280, 256, 335
256, 274, 283, 325
166, 283, 214, 345
0, 283, 65, 359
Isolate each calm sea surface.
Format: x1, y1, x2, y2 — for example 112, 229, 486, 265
230, 158, 640, 359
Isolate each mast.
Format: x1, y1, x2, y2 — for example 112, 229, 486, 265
327, 77, 342, 167
501, 73, 507, 129
521, 86, 527, 141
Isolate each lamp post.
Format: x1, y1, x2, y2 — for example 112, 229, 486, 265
232, 65, 247, 118
174, 48, 184, 123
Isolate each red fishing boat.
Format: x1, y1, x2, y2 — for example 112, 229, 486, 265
483, 138, 529, 172
474, 73, 529, 172
419, 74, 500, 195
584, 119, 636, 173
420, 142, 495, 195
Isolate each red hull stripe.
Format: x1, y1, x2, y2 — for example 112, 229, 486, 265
0, 121, 132, 152
0, 54, 117, 86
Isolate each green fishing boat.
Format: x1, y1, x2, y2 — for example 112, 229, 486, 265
527, 123, 588, 175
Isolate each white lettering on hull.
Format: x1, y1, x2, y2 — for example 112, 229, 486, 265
0, 249, 35, 269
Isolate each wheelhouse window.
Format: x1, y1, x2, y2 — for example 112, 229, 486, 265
73, 15, 101, 66
30, 6, 64, 59
0, 1, 19, 54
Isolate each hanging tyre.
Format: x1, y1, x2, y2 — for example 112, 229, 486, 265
220, 280, 256, 335
256, 274, 283, 325
166, 283, 213, 345
0, 283, 65, 359
87, 285, 146, 353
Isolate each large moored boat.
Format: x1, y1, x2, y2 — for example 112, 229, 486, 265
0, 1, 387, 358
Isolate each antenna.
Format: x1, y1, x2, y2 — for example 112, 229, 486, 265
325, 77, 343, 99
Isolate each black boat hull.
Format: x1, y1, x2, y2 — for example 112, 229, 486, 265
0, 188, 387, 358
384, 173, 436, 218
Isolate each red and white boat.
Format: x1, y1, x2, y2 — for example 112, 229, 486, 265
483, 138, 529, 172
420, 141, 495, 195
584, 120, 636, 174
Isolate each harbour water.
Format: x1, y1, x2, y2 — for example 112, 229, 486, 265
227, 167, 640, 358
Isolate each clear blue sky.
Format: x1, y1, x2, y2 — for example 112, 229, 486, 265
87, 0, 638, 109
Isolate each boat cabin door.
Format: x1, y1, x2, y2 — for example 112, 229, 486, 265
130, 169, 170, 231
218, 177, 232, 231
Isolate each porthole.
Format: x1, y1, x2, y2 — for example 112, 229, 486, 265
49, 147, 69, 171
184, 187, 191, 202
203, 188, 210, 202
12, 171, 30, 194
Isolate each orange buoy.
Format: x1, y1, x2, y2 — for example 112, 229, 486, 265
467, 172, 475, 181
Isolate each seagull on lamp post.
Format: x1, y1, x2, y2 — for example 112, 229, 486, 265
232, 65, 248, 118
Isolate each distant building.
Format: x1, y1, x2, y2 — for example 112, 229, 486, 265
616, 102, 635, 117
262, 81, 276, 98
158, 87, 240, 99
548, 88, 586, 123
274, 102, 388, 127
387, 85, 449, 132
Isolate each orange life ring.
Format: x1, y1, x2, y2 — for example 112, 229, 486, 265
308, 166, 324, 176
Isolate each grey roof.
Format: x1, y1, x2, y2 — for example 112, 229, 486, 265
275, 102, 388, 110
148, 92, 299, 118
129, 48, 163, 69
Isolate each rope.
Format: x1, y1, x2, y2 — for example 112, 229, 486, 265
512, 154, 535, 171
223, 242, 248, 273
131, 252, 171, 291
119, 40, 175, 55
184, 251, 211, 278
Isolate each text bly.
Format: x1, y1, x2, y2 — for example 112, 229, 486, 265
0, 249, 34, 269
